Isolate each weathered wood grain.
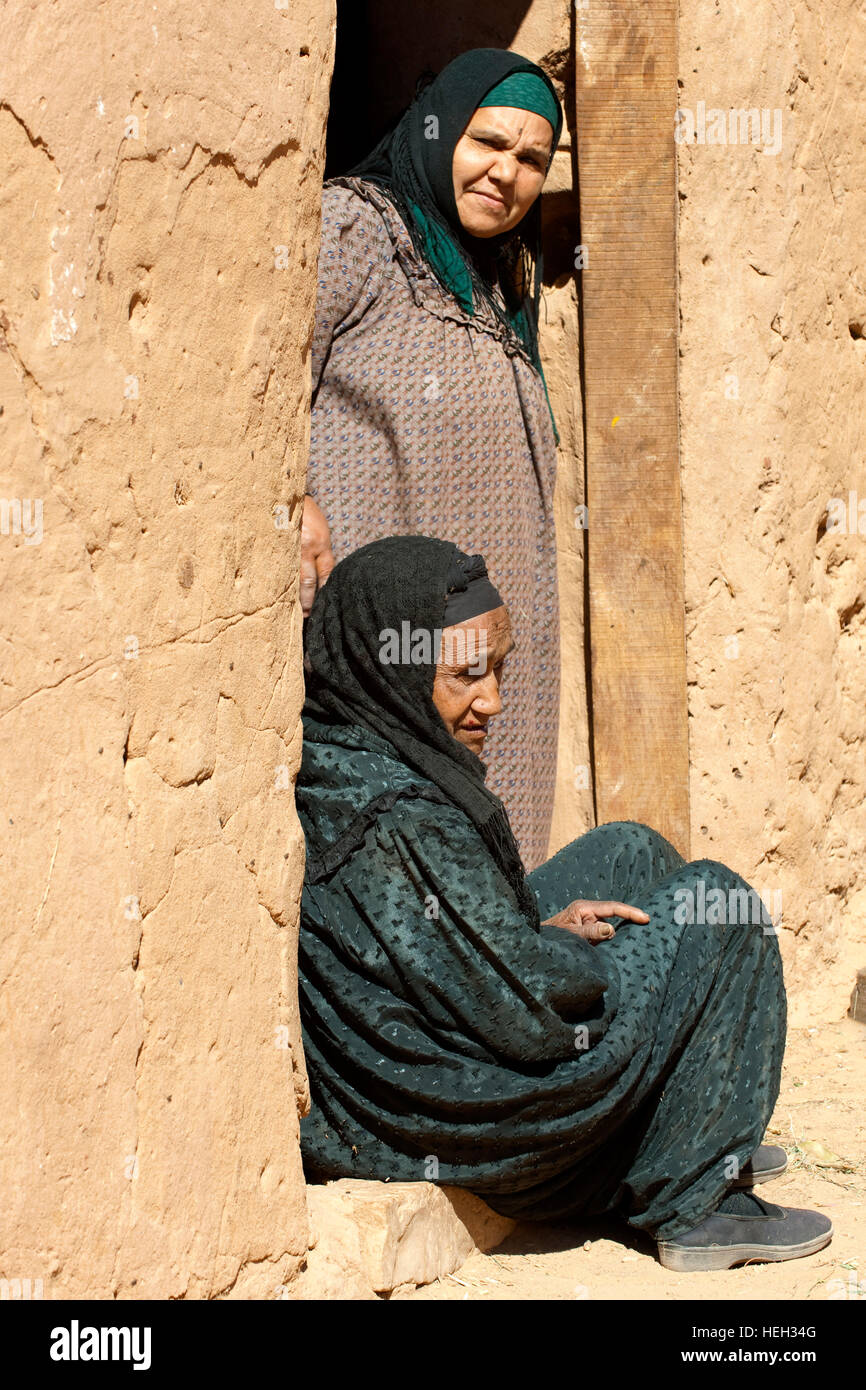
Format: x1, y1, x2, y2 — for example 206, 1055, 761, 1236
574, 1, 689, 854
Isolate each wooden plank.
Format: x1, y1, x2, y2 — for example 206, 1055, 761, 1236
573, 1, 689, 856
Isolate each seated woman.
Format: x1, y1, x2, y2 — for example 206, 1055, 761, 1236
296, 535, 831, 1272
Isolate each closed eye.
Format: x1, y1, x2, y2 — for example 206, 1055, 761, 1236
473, 136, 545, 168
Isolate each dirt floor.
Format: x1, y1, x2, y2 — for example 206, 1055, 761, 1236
399, 968, 866, 1302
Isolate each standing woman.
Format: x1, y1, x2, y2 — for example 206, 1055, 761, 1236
302, 48, 564, 868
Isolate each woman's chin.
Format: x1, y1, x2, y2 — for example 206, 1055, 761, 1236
464, 223, 501, 240
457, 206, 507, 239
456, 731, 488, 757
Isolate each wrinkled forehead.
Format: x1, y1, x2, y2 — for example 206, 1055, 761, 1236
440, 605, 513, 663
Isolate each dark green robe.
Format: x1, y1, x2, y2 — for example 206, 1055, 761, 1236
297, 717, 786, 1240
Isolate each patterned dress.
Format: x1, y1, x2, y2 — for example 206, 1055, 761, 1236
307, 177, 559, 869
297, 718, 787, 1241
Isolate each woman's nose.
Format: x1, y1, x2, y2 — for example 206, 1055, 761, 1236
487, 152, 517, 186
472, 674, 503, 717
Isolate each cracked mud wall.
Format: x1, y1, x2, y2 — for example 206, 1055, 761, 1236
677, 1, 866, 1008
0, 3, 335, 1297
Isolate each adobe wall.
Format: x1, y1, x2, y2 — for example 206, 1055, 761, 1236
676, 1, 866, 1006
0, 2, 335, 1297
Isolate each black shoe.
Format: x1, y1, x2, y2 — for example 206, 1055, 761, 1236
732, 1143, 788, 1187
657, 1192, 833, 1272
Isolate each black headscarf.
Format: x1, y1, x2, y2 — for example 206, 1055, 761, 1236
303, 535, 539, 921
347, 48, 563, 381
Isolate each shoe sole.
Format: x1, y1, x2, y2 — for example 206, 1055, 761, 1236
732, 1160, 788, 1188
657, 1224, 833, 1272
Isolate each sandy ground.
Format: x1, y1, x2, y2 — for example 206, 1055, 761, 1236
398, 973, 866, 1302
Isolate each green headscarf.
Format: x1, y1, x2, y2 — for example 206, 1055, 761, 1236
348, 48, 563, 441
477, 70, 561, 129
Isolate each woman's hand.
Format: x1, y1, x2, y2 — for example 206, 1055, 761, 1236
300, 495, 335, 617
542, 899, 650, 944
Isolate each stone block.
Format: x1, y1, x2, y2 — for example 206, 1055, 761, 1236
292, 1180, 515, 1298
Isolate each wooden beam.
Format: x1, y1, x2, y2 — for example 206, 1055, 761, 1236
573, 1, 689, 856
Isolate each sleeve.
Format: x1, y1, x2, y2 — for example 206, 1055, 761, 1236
309, 183, 395, 407
335, 798, 612, 1066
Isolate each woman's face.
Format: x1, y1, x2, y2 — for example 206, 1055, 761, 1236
451, 106, 553, 239
432, 606, 514, 757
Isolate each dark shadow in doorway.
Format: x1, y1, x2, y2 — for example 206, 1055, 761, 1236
325, 0, 539, 178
